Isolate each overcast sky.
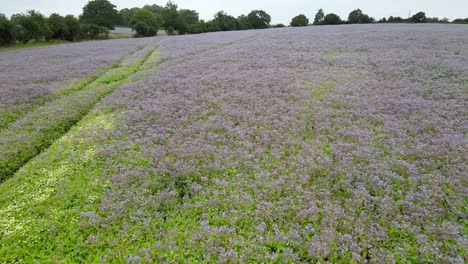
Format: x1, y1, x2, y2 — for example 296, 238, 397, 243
1, 0, 467, 23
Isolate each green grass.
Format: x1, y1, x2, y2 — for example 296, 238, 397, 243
109, 33, 134, 39
0, 34, 134, 52
0, 40, 72, 52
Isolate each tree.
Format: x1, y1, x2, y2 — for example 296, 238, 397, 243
143, 4, 164, 14
119, 8, 140, 26
64, 15, 80, 41
187, 21, 207, 34
12, 11, 51, 43
387, 16, 404, 23
323, 13, 342, 25
411, 12, 427, 23
162, 1, 181, 32
290, 14, 309, 27
313, 9, 325, 25
179, 9, 199, 26
0, 13, 16, 45
48, 13, 68, 40
236, 15, 251, 30
176, 9, 199, 35
129, 9, 162, 37
205, 20, 221, 32
247, 10, 271, 29
79, 0, 120, 29
452, 18, 468, 24
348, 9, 373, 24
213, 11, 237, 31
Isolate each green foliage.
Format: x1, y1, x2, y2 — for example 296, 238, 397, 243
272, 24, 286, 28
426, 17, 449, 23
129, 9, 162, 37
80, 23, 109, 40
179, 9, 199, 26
313, 9, 325, 25
166, 26, 176, 35
247, 10, 271, 29
11, 10, 51, 44
213, 11, 237, 31
236, 15, 251, 30
187, 21, 207, 34
411, 12, 427, 23
452, 18, 468, 24
143, 4, 164, 14
119, 8, 140, 26
323, 13, 342, 25
79, 0, 120, 29
205, 20, 221, 32
290, 14, 309, 27
348, 9, 374, 24
0, 13, 16, 45
64, 15, 81, 41
48, 13, 68, 40
162, 1, 184, 34
386, 16, 405, 23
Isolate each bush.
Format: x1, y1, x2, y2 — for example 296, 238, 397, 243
0, 13, 16, 45
129, 9, 162, 37
12, 10, 51, 44
80, 23, 109, 39
290, 14, 309, 27
166, 26, 176, 35
272, 24, 286, 28
187, 22, 207, 34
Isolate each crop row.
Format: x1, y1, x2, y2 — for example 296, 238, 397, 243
0, 46, 159, 181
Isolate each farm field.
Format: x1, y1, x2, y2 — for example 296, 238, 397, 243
0, 24, 467, 262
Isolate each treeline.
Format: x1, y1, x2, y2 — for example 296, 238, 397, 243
121, 2, 275, 36
294, 9, 466, 27
1, 0, 468, 45
0, 1, 121, 46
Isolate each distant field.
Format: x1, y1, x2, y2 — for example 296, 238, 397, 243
0, 25, 466, 262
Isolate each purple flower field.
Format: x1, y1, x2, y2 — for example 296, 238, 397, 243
0, 24, 467, 262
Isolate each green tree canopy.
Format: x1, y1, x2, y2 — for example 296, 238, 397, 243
290, 14, 309, 27
313, 9, 325, 25
129, 9, 163, 37
0, 13, 16, 45
48, 13, 68, 40
236, 15, 251, 30
411, 12, 427, 23
143, 4, 164, 14
348, 9, 373, 24
247, 10, 271, 29
64, 15, 81, 41
119, 8, 140, 26
79, 0, 120, 29
323, 13, 342, 25
179, 9, 199, 26
213, 11, 237, 31
12, 10, 51, 43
